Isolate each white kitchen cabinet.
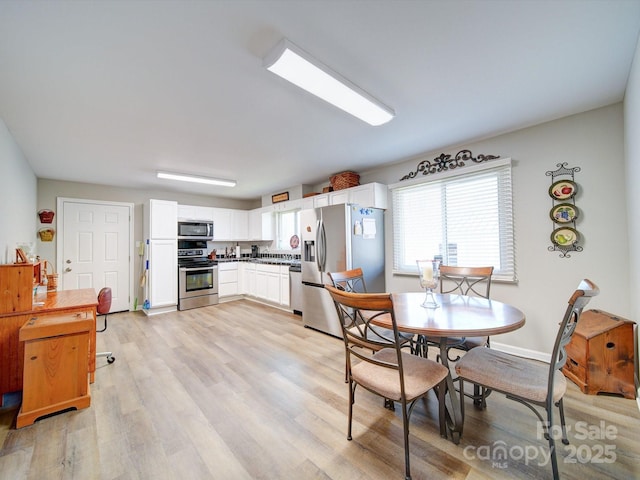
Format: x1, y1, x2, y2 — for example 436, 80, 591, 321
328, 190, 350, 205
244, 262, 256, 296
147, 239, 177, 308
301, 194, 330, 210
178, 204, 214, 221
212, 208, 249, 241
249, 207, 275, 241
248, 209, 262, 240
261, 210, 274, 240
143, 200, 178, 315
237, 262, 246, 295
218, 262, 239, 298
348, 182, 388, 209
255, 266, 268, 300
146, 199, 178, 239
280, 265, 290, 307
314, 195, 330, 208
272, 199, 302, 211
255, 264, 281, 303
300, 183, 388, 211
211, 208, 233, 240
233, 210, 249, 240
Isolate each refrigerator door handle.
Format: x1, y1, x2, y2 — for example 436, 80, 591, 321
317, 216, 327, 272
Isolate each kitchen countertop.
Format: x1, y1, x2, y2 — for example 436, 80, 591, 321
214, 257, 300, 267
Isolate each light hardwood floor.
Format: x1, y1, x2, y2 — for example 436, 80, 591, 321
0, 300, 638, 479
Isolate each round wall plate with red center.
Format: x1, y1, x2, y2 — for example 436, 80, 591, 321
549, 180, 577, 200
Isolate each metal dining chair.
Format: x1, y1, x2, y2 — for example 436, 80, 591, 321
455, 279, 599, 480
328, 268, 414, 356
423, 265, 494, 360
325, 284, 449, 480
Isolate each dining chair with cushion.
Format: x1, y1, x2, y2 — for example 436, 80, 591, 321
454, 278, 599, 480
328, 268, 414, 384
421, 265, 494, 359
325, 284, 449, 480
418, 265, 493, 403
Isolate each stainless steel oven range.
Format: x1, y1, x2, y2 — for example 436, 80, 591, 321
178, 241, 218, 310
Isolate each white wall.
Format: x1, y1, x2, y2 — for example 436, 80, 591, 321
361, 104, 629, 355
623, 32, 640, 385
624, 32, 640, 328
0, 117, 37, 265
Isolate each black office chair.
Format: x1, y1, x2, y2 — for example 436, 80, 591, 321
96, 287, 115, 364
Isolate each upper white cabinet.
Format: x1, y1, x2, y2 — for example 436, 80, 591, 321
300, 183, 387, 211
346, 183, 388, 209
234, 210, 249, 240
178, 204, 213, 221
248, 207, 274, 241
271, 199, 302, 212
145, 199, 178, 239
211, 207, 250, 241
328, 190, 350, 205
211, 208, 232, 240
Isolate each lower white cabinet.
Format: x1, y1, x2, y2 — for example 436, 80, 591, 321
148, 239, 177, 309
280, 266, 290, 307
241, 262, 256, 296
218, 262, 239, 297
252, 263, 290, 307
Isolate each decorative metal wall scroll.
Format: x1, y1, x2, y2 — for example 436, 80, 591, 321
400, 149, 500, 181
546, 163, 582, 258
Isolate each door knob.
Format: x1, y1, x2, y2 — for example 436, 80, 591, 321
66, 259, 72, 264
65, 267, 72, 272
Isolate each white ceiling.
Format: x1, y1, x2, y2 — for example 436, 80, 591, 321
1, 1, 639, 200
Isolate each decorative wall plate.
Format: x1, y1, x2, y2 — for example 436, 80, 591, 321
551, 227, 579, 247
550, 203, 579, 224
549, 180, 577, 200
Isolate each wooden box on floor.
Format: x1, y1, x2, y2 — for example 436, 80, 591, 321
563, 309, 636, 399
17, 313, 92, 428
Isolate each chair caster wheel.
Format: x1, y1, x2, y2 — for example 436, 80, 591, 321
107, 356, 115, 364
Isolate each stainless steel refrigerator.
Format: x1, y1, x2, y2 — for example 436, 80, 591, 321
301, 203, 385, 337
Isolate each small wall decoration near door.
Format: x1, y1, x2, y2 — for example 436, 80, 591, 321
546, 163, 582, 258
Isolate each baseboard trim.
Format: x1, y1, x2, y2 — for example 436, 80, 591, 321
490, 341, 551, 363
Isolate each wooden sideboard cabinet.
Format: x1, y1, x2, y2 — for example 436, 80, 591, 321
1, 262, 97, 407
563, 309, 636, 399
0, 264, 34, 314
17, 313, 92, 428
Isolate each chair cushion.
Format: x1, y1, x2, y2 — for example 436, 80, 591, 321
455, 348, 567, 404
351, 348, 448, 402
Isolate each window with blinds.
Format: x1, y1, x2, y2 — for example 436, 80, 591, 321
391, 159, 515, 282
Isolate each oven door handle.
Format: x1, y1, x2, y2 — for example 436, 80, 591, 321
179, 266, 217, 272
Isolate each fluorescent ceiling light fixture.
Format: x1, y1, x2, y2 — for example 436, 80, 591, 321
264, 39, 395, 126
157, 171, 236, 187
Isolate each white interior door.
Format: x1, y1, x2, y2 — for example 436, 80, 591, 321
58, 199, 132, 312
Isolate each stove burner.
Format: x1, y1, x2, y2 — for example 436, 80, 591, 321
178, 248, 217, 268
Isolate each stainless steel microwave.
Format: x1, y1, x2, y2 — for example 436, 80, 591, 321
178, 221, 213, 240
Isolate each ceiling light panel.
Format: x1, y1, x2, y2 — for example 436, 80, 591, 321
157, 171, 236, 187
264, 39, 394, 126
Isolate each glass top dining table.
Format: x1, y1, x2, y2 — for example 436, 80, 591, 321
371, 292, 526, 443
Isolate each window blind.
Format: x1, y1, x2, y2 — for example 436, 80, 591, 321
392, 161, 515, 282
